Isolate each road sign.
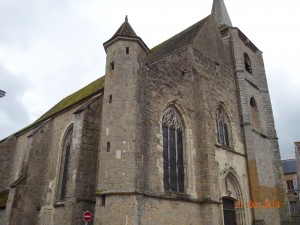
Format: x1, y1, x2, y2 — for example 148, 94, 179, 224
83, 211, 92, 222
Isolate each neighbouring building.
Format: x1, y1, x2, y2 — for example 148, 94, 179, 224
0, 0, 290, 224
282, 158, 300, 216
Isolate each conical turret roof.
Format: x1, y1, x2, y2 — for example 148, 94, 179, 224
211, 0, 232, 29
111, 15, 137, 38
103, 16, 149, 53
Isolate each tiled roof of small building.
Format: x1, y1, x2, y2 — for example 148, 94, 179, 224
147, 15, 210, 63
282, 159, 297, 174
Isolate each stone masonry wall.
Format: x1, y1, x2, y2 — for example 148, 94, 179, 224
8, 120, 53, 225
124, 21, 249, 223
34, 97, 102, 225
0, 136, 17, 191
70, 96, 103, 225
230, 28, 289, 224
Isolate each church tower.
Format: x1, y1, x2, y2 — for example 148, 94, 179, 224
94, 16, 150, 224
212, 0, 289, 224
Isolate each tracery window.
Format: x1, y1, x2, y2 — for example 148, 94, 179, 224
162, 107, 184, 193
250, 97, 260, 131
216, 107, 230, 147
58, 127, 73, 201
244, 53, 252, 74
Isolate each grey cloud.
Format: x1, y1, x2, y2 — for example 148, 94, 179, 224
268, 68, 300, 159
0, 64, 31, 140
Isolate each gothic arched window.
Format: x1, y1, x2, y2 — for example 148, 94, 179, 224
58, 127, 73, 201
244, 53, 252, 74
250, 97, 260, 131
216, 107, 230, 147
162, 107, 184, 193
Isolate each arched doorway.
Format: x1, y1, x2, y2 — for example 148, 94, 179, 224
223, 197, 237, 225
221, 168, 246, 225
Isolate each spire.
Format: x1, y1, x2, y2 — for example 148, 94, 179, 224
211, 0, 232, 29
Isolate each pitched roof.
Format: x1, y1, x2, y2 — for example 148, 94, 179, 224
147, 15, 210, 64
282, 159, 297, 174
10, 76, 105, 137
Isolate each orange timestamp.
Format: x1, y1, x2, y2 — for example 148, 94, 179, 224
235, 200, 281, 209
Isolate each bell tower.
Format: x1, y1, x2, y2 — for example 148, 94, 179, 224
212, 0, 289, 224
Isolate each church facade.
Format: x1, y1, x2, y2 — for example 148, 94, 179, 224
0, 0, 290, 224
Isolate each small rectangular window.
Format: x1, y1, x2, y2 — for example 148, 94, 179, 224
287, 180, 295, 192
110, 62, 114, 71
126, 47, 129, 54
101, 195, 106, 206
107, 142, 110, 152
109, 95, 112, 104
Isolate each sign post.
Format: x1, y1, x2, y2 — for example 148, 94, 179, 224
83, 211, 92, 225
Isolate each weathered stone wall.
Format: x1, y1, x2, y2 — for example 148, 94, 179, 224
0, 136, 16, 191
8, 120, 52, 225
95, 38, 149, 224
229, 28, 289, 224
70, 96, 102, 225
0, 209, 5, 225
36, 96, 102, 225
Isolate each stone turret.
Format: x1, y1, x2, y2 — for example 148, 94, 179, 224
95, 16, 149, 224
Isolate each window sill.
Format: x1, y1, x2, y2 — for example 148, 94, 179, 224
215, 143, 234, 151
215, 143, 246, 157
53, 201, 65, 207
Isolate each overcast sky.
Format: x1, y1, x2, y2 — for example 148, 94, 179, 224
0, 0, 299, 159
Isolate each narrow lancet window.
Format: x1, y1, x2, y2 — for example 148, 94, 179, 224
110, 62, 114, 71
216, 107, 230, 147
244, 53, 252, 74
250, 97, 260, 131
58, 127, 73, 201
162, 107, 184, 193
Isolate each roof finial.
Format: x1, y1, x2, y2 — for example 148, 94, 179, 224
125, 15, 128, 22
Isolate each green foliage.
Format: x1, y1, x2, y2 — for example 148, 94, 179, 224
166, 191, 177, 198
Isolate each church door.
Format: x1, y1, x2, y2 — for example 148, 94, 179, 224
223, 197, 237, 225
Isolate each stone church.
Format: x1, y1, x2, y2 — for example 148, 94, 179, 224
0, 0, 291, 224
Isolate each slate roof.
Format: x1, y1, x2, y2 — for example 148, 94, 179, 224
282, 159, 297, 174
103, 15, 149, 53
211, 0, 232, 29
103, 16, 138, 47
112, 15, 137, 38
147, 15, 210, 64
